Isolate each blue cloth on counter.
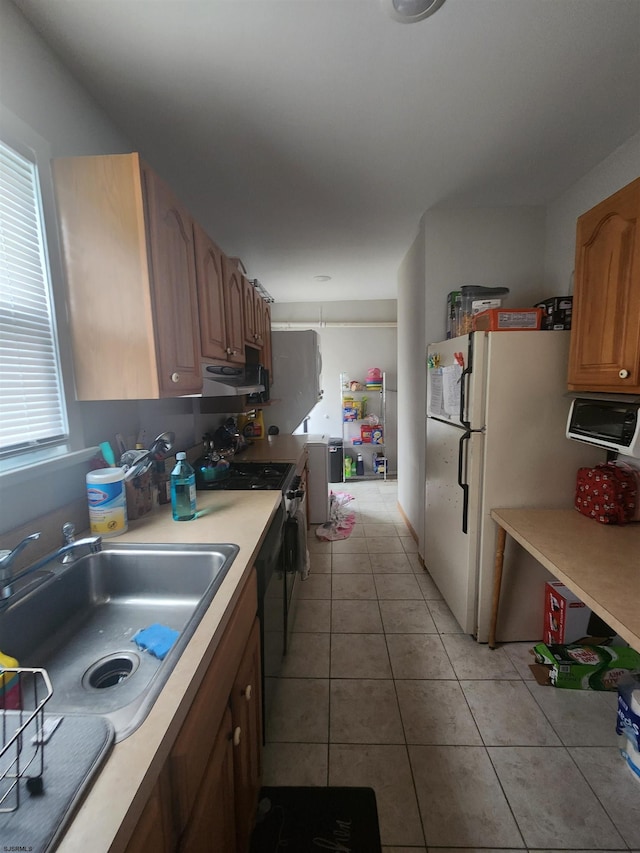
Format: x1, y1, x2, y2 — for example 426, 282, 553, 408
132, 624, 179, 660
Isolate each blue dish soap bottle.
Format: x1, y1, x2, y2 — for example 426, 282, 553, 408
171, 452, 197, 521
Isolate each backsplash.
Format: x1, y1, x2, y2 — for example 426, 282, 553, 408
0, 496, 90, 577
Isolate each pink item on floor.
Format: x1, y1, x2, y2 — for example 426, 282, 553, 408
316, 491, 356, 540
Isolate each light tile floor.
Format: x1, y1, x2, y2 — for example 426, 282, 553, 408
263, 480, 640, 852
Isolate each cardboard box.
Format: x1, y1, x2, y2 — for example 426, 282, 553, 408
535, 296, 573, 330
543, 581, 625, 646
473, 308, 542, 331
531, 642, 640, 691
373, 454, 387, 474
371, 427, 384, 445
360, 425, 373, 443
343, 400, 362, 421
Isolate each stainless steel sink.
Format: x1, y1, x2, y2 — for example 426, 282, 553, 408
0, 543, 238, 741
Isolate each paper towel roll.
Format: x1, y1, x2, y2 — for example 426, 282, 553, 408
630, 689, 640, 717
624, 737, 640, 780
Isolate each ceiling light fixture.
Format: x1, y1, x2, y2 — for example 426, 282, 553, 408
382, 0, 447, 24
313, 275, 332, 282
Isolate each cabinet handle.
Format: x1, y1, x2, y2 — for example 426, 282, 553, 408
170, 372, 180, 383
619, 369, 630, 379
233, 726, 241, 746
242, 684, 252, 701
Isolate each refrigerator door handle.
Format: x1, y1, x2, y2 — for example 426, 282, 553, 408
457, 429, 471, 534
459, 333, 474, 429
459, 366, 472, 429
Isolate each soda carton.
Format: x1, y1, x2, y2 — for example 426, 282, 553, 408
532, 642, 640, 691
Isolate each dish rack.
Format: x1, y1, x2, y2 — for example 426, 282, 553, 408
0, 667, 53, 813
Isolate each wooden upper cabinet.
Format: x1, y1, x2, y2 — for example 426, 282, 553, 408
222, 256, 246, 364
568, 176, 640, 394
193, 222, 227, 361
243, 277, 272, 355
258, 299, 272, 378
141, 164, 202, 396
243, 276, 258, 347
52, 153, 202, 400
252, 289, 266, 348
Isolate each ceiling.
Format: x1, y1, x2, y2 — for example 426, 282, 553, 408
14, 0, 640, 303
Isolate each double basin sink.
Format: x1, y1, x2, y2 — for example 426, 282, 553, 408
0, 543, 239, 742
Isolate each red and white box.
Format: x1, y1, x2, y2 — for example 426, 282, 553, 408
544, 581, 624, 645
544, 581, 591, 645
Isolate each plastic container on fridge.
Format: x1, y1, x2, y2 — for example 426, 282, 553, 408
457, 286, 510, 336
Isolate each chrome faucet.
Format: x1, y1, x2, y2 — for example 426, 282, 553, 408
0, 532, 41, 592
0, 529, 102, 601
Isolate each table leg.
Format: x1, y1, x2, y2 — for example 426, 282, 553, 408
489, 524, 507, 649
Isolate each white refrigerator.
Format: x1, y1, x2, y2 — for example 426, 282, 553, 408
264, 330, 323, 435
425, 331, 603, 643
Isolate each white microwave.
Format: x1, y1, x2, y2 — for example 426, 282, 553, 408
567, 396, 640, 458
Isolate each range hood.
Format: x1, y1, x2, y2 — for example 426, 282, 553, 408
201, 363, 265, 397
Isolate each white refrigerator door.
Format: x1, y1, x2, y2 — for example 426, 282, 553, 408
424, 418, 484, 634
266, 330, 322, 434
306, 438, 330, 524
427, 335, 487, 430
475, 331, 604, 642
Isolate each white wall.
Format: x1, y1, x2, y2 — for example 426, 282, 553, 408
544, 130, 640, 293
396, 133, 639, 555
422, 207, 547, 348
271, 301, 398, 475
396, 206, 546, 551
397, 227, 426, 539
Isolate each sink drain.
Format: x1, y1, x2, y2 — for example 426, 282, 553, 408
82, 652, 140, 690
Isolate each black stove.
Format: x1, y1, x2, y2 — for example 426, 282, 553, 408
198, 461, 295, 492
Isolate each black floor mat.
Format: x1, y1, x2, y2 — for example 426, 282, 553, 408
249, 786, 382, 852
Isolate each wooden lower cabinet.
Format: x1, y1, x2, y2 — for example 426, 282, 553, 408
177, 708, 237, 852
230, 619, 262, 853
124, 765, 175, 853
125, 571, 262, 853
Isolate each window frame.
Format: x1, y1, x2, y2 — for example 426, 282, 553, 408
0, 105, 90, 479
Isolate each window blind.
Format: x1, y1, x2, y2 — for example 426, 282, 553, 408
0, 139, 68, 459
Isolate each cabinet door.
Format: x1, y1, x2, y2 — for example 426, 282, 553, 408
194, 223, 228, 361
177, 707, 237, 853
52, 154, 162, 400
230, 618, 262, 853
261, 300, 273, 379
253, 288, 265, 348
222, 256, 246, 364
243, 277, 258, 347
142, 164, 203, 396
124, 766, 174, 853
568, 177, 640, 393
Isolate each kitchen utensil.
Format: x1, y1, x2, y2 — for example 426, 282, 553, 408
122, 432, 175, 481
99, 441, 116, 467
148, 431, 175, 460
120, 449, 146, 469
114, 433, 128, 457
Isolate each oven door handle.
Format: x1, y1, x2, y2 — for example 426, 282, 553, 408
283, 515, 300, 573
